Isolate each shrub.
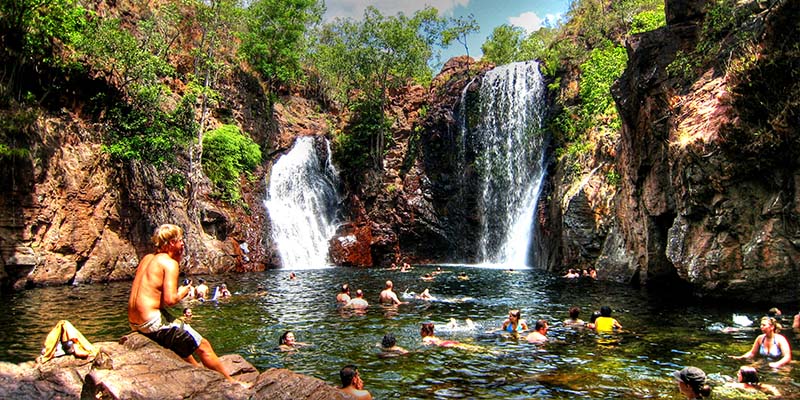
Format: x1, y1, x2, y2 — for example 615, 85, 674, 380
202, 124, 262, 202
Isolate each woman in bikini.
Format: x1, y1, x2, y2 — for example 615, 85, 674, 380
732, 316, 792, 368
500, 309, 529, 333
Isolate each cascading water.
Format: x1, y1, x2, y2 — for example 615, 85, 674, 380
264, 136, 340, 269
470, 61, 548, 267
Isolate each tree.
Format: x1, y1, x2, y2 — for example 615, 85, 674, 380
239, 0, 322, 91
311, 6, 444, 169
441, 14, 480, 59
481, 24, 524, 65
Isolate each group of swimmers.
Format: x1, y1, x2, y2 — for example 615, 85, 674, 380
182, 278, 232, 302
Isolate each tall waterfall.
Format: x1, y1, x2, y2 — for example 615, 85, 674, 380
264, 137, 340, 269
471, 61, 548, 267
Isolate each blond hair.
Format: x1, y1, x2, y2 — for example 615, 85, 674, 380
151, 224, 183, 250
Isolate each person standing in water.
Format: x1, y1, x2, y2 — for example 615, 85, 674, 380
500, 309, 529, 333
732, 316, 792, 368
339, 365, 372, 400
379, 280, 406, 305
127, 224, 239, 384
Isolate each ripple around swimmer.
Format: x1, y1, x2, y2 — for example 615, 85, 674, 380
1, 266, 799, 399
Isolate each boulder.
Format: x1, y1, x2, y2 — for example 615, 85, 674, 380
0, 333, 348, 400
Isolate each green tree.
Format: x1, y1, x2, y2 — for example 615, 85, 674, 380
312, 6, 444, 169
239, 0, 322, 91
481, 24, 523, 65
441, 14, 480, 59
0, 0, 90, 99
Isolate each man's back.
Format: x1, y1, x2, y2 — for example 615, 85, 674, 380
128, 253, 171, 325
379, 289, 398, 304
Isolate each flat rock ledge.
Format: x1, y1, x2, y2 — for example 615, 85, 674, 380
0, 333, 350, 399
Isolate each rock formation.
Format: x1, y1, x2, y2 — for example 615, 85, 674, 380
0, 333, 348, 399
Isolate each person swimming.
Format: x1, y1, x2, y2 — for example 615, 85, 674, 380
500, 309, 528, 333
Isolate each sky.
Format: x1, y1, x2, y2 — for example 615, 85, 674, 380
322, 0, 572, 68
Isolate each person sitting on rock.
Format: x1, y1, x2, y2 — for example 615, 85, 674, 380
339, 365, 372, 400
127, 224, 241, 384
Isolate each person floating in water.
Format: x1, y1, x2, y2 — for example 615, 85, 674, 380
732, 316, 792, 368
415, 288, 435, 300
278, 330, 310, 352
127, 224, 240, 384
379, 333, 408, 357
420, 322, 479, 350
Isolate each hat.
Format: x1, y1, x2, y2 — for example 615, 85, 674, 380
673, 367, 706, 386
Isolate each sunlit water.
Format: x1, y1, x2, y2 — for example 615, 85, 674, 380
2, 266, 799, 399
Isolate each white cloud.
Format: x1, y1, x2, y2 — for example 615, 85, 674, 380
324, 0, 469, 21
508, 11, 561, 34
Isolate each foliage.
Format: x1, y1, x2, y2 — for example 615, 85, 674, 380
239, 0, 322, 90
202, 124, 262, 202
441, 14, 480, 59
333, 98, 392, 173
579, 41, 628, 119
481, 24, 523, 66
81, 18, 175, 93
311, 6, 445, 169
0, 0, 90, 64
103, 91, 194, 166
629, 5, 665, 34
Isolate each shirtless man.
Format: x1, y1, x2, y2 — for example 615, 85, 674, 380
379, 280, 405, 305
526, 319, 549, 344
128, 224, 238, 383
348, 289, 369, 308
336, 284, 351, 304
339, 365, 372, 400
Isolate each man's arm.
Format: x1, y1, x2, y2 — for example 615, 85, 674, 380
161, 257, 189, 306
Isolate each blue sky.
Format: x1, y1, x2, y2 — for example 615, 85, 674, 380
322, 0, 572, 67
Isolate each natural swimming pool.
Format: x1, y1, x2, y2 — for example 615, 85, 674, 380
1, 265, 798, 399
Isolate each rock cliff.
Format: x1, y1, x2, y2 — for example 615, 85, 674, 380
551, 0, 800, 301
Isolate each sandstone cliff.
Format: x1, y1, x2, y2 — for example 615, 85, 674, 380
545, 0, 799, 302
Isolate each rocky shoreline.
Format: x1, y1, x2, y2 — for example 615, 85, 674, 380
0, 333, 348, 399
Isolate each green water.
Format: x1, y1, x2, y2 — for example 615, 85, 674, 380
1, 266, 798, 399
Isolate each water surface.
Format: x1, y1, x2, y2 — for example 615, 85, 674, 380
1, 266, 798, 399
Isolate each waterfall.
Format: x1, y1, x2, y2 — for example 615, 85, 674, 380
471, 61, 548, 267
264, 137, 340, 269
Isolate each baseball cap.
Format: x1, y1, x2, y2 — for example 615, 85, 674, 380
673, 366, 706, 385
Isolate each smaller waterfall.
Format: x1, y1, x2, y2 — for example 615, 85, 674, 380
472, 61, 548, 267
264, 137, 340, 269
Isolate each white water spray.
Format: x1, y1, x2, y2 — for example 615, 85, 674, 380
264, 137, 340, 269
472, 61, 548, 267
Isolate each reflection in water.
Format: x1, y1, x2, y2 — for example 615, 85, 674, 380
0, 267, 798, 399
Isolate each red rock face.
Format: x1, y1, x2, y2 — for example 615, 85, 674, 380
329, 223, 373, 267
